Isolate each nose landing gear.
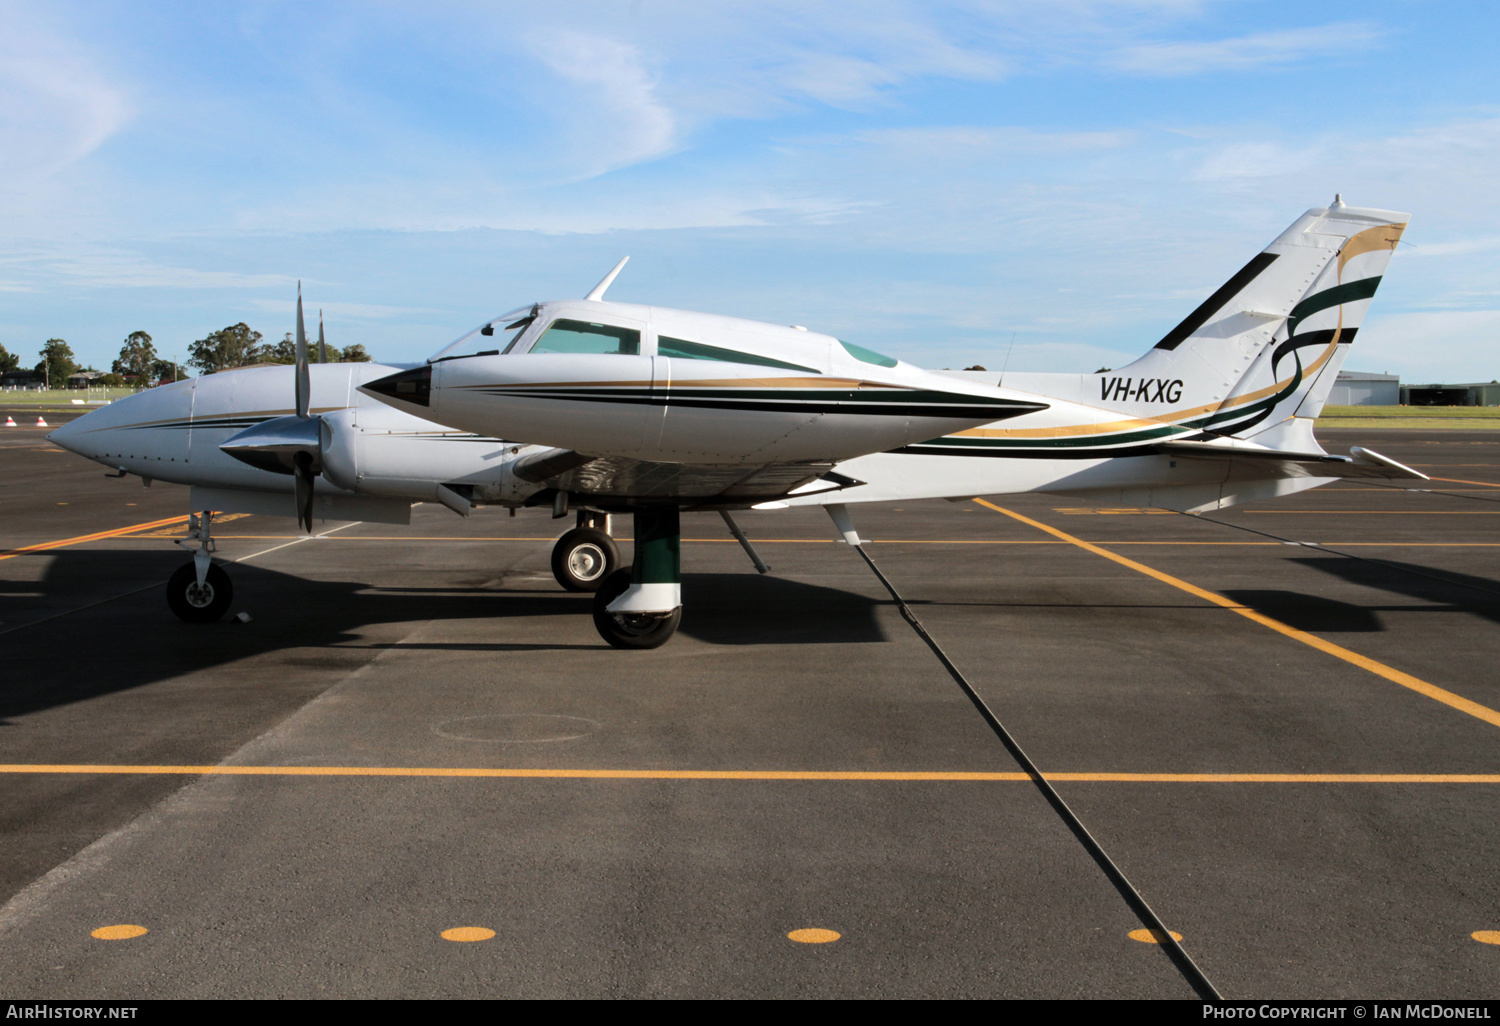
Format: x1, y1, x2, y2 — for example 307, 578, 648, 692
167, 511, 234, 622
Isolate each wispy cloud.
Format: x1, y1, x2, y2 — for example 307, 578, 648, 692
527, 30, 679, 179
0, 6, 134, 181
1112, 22, 1381, 76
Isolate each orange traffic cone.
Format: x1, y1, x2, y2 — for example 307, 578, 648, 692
36, 417, 47, 427
3, 416, 14, 427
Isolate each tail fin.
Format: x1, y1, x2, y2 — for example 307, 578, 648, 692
1097, 199, 1407, 448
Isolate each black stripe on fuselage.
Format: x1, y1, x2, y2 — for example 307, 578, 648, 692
476, 389, 1046, 420
1154, 252, 1280, 351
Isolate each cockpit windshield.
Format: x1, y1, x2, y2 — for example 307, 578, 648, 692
428, 305, 537, 363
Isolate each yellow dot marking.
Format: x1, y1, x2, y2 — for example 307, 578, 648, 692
1128, 928, 1183, 944
442, 926, 495, 942
788, 928, 841, 944
91, 925, 147, 940
1472, 931, 1500, 945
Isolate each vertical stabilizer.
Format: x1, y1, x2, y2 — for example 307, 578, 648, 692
1091, 201, 1406, 448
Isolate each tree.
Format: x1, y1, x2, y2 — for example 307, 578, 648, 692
341, 343, 371, 362
0, 343, 18, 373
150, 357, 182, 383
113, 331, 157, 379
36, 339, 78, 389
187, 323, 262, 374
254, 332, 343, 364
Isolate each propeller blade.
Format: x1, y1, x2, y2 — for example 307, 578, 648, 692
295, 283, 310, 419
293, 451, 315, 533
318, 310, 327, 364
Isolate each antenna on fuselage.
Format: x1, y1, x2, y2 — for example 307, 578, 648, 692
585, 256, 630, 301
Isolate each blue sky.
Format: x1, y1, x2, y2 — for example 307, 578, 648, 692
3, 0, 1498, 381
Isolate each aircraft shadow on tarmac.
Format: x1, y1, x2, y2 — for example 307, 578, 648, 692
1287, 555, 1500, 627
0, 551, 885, 723
1216, 555, 1500, 633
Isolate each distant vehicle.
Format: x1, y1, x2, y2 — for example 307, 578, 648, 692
52, 198, 1423, 649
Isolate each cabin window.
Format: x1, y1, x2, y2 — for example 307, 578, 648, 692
838, 339, 898, 368
531, 319, 640, 356
657, 335, 818, 373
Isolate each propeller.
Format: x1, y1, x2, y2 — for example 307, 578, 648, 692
293, 284, 315, 532
318, 309, 328, 364
218, 283, 326, 534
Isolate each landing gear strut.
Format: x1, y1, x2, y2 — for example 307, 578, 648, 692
551, 510, 620, 592
167, 511, 233, 623
591, 506, 681, 649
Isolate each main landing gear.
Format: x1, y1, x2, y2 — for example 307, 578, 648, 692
167, 511, 234, 623
591, 506, 682, 650
550, 510, 620, 592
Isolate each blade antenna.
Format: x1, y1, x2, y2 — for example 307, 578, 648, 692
584, 256, 630, 301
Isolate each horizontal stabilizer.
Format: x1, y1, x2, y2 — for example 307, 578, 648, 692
1155, 440, 1427, 481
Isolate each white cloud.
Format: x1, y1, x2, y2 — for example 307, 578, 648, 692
0, 242, 290, 290
247, 298, 433, 321
1112, 22, 1381, 76
1409, 236, 1500, 258
526, 30, 678, 179
0, 10, 134, 181
1351, 310, 1500, 383
1193, 141, 1320, 181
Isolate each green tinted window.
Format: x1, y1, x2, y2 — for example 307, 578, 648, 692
838, 339, 898, 368
532, 319, 640, 356
657, 336, 818, 373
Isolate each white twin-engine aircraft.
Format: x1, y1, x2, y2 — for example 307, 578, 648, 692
51, 199, 1424, 648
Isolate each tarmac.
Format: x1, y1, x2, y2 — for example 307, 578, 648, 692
2, 409, 1499, 998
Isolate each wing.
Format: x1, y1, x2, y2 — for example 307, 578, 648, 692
512, 447, 863, 506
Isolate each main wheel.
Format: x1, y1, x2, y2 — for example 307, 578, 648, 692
551, 527, 619, 592
591, 567, 681, 649
166, 562, 234, 623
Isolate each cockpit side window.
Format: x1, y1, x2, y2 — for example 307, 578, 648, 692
837, 339, 899, 368
530, 319, 641, 356
657, 335, 819, 374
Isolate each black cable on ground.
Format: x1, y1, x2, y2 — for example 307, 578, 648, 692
848, 541, 1223, 1001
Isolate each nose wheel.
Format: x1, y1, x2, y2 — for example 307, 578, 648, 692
167, 509, 234, 623
166, 562, 234, 623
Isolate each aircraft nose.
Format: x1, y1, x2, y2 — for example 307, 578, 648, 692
361, 364, 431, 407
45, 416, 87, 456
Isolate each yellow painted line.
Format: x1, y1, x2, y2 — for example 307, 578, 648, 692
1129, 928, 1184, 944
1, 765, 1498, 783
1244, 510, 1500, 514
1427, 476, 1500, 488
975, 499, 1500, 731
0, 514, 188, 561
126, 513, 252, 538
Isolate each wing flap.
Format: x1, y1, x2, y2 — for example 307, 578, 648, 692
523, 452, 861, 504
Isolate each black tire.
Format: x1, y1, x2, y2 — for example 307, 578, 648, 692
551, 527, 619, 592
591, 566, 681, 650
166, 562, 234, 623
